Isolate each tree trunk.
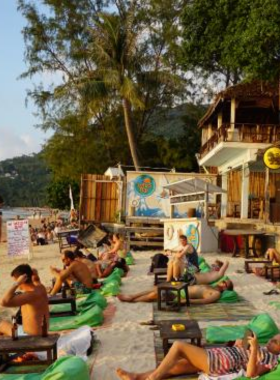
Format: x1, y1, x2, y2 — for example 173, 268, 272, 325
122, 98, 141, 171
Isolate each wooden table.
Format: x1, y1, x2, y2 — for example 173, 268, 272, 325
159, 319, 202, 355
157, 282, 189, 311
49, 294, 77, 316
57, 229, 79, 252
245, 259, 272, 273
0, 334, 60, 373
223, 229, 265, 258
154, 268, 167, 285
264, 264, 280, 282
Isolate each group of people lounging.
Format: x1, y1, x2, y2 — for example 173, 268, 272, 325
1, 230, 280, 380
116, 234, 280, 380
0, 233, 128, 340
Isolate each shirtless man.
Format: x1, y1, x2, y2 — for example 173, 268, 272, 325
118, 278, 233, 304
75, 251, 100, 280
50, 250, 93, 295
0, 264, 49, 336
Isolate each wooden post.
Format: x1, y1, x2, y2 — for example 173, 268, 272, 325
217, 113, 223, 129
230, 98, 236, 129
204, 183, 209, 220
264, 167, 270, 223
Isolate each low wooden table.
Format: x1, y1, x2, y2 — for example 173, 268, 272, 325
159, 319, 202, 355
154, 268, 167, 285
0, 335, 60, 373
223, 230, 265, 258
157, 282, 189, 311
245, 260, 272, 273
264, 264, 280, 282
49, 294, 77, 316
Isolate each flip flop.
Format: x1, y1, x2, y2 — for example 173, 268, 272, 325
149, 326, 160, 331
263, 289, 280, 295
140, 320, 156, 326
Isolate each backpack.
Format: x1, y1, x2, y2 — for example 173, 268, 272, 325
150, 253, 169, 272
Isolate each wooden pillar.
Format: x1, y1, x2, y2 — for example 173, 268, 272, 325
241, 164, 249, 219
221, 173, 228, 217
230, 98, 236, 129
217, 113, 223, 129
264, 167, 270, 223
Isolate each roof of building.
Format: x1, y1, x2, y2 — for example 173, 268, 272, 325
198, 80, 279, 128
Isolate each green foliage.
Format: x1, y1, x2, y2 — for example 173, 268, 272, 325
18, 0, 189, 172
0, 154, 51, 207
181, 0, 280, 83
46, 178, 80, 210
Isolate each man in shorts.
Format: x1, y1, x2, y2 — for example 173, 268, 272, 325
50, 250, 93, 295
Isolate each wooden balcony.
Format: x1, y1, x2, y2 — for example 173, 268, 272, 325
200, 123, 280, 159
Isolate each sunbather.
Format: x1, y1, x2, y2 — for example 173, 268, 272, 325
50, 250, 93, 295
0, 264, 49, 336
118, 277, 233, 304
99, 233, 126, 261
116, 332, 280, 379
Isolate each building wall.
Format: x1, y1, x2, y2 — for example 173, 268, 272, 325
126, 171, 217, 218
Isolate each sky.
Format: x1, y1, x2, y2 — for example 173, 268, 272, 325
0, 1, 52, 161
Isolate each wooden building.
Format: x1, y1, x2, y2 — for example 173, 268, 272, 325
197, 81, 280, 224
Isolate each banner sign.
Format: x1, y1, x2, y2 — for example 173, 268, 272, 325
7, 219, 30, 257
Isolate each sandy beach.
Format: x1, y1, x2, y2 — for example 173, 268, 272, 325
1, 242, 280, 379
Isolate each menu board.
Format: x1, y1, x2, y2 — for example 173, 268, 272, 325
7, 219, 30, 257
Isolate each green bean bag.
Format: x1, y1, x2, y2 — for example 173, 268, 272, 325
49, 304, 103, 331
198, 256, 205, 265
206, 313, 279, 344
237, 360, 280, 380
199, 262, 211, 273
0, 356, 90, 380
125, 252, 135, 265
218, 290, 240, 303
100, 280, 120, 296
50, 292, 107, 314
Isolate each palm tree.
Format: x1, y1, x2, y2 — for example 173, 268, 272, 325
80, 9, 144, 170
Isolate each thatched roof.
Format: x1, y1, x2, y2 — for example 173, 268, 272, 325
198, 80, 279, 128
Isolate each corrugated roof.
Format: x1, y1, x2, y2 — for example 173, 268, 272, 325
164, 177, 226, 195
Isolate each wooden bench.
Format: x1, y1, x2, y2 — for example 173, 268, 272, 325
57, 229, 79, 252
125, 217, 164, 251
49, 294, 77, 316
245, 259, 272, 273
0, 335, 60, 373
159, 319, 202, 356
265, 264, 280, 282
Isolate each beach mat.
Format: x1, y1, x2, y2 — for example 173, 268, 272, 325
237, 361, 280, 380
206, 313, 279, 344
0, 356, 90, 380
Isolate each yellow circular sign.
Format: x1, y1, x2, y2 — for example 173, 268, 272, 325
263, 146, 280, 170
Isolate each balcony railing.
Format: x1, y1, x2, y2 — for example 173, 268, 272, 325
200, 123, 280, 159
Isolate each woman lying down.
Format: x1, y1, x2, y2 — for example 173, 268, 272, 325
116, 331, 280, 380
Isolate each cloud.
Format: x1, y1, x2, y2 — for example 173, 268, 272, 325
0, 127, 43, 160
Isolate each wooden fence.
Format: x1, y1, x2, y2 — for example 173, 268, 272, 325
79, 174, 123, 223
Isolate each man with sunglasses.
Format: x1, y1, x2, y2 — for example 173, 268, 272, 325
50, 250, 93, 295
